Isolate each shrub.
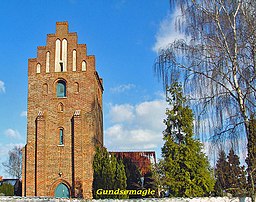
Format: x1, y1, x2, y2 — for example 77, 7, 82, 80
0, 183, 14, 196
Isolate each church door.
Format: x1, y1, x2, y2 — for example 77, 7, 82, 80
54, 183, 70, 198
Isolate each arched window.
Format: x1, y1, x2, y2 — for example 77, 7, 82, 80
55, 39, 61, 72
58, 102, 64, 112
43, 83, 48, 95
82, 61, 87, 71
59, 128, 64, 145
74, 82, 79, 93
46, 51, 50, 73
36, 63, 41, 73
72, 50, 77, 71
57, 80, 66, 97
62, 39, 67, 72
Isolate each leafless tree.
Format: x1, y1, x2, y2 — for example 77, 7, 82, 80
2, 146, 22, 179
155, 0, 256, 199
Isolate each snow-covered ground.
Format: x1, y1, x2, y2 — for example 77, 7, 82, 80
0, 196, 252, 202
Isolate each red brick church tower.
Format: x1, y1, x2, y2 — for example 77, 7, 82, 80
22, 22, 103, 198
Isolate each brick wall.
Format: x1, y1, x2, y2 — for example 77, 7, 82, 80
22, 22, 103, 199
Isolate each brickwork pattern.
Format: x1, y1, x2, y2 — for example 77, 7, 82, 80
22, 22, 103, 199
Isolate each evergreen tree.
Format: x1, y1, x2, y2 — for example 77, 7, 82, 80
93, 147, 127, 199
93, 147, 104, 196
144, 171, 156, 189
226, 148, 247, 196
0, 183, 14, 196
122, 157, 141, 190
215, 148, 247, 197
143, 171, 158, 197
246, 116, 256, 198
115, 158, 127, 190
161, 82, 215, 197
114, 158, 127, 199
214, 150, 229, 196
151, 162, 166, 197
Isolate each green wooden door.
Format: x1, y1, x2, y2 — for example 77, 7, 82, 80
54, 183, 70, 198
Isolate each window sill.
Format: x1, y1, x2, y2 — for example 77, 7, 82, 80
57, 144, 64, 147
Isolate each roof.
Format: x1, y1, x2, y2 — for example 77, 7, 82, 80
110, 151, 156, 176
0, 179, 20, 186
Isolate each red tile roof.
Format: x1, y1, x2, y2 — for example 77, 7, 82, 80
110, 151, 156, 176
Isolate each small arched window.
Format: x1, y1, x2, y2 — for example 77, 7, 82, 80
58, 102, 64, 112
62, 39, 67, 72
57, 80, 66, 97
36, 63, 41, 73
46, 51, 50, 73
72, 50, 77, 71
59, 128, 64, 145
43, 83, 48, 95
74, 82, 79, 93
82, 61, 87, 71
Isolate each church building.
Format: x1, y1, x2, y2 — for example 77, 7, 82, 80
22, 22, 103, 198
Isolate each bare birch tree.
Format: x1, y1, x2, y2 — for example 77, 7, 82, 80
2, 146, 22, 179
155, 0, 256, 199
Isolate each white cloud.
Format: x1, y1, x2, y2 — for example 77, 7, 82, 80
105, 99, 168, 153
20, 111, 27, 117
153, 8, 187, 53
0, 143, 24, 158
136, 100, 166, 131
110, 83, 135, 93
0, 143, 24, 178
4, 129, 22, 139
0, 80, 6, 93
109, 104, 134, 123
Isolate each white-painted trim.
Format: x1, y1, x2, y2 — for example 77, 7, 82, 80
72, 50, 76, 71
36, 63, 41, 73
46, 51, 50, 73
55, 39, 61, 72
82, 60, 87, 71
62, 39, 67, 72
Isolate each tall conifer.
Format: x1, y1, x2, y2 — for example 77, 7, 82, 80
215, 148, 247, 196
161, 82, 215, 197
93, 147, 127, 199
247, 116, 256, 198
227, 149, 246, 196
122, 157, 141, 190
214, 150, 229, 196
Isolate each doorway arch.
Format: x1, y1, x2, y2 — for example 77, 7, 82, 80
54, 183, 70, 198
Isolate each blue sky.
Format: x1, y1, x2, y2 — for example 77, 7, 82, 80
0, 0, 184, 177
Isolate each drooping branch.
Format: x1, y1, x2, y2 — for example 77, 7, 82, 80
155, 0, 256, 148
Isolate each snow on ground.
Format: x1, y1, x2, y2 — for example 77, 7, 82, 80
0, 196, 252, 202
